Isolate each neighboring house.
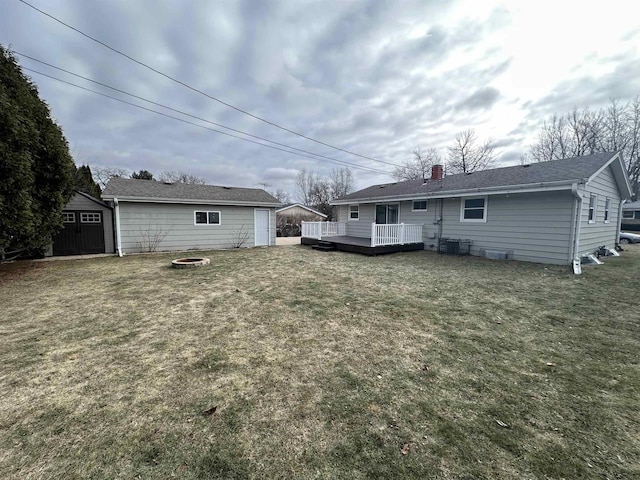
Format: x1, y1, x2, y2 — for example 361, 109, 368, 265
102, 178, 280, 255
276, 203, 327, 236
46, 191, 115, 256
304, 152, 631, 265
621, 200, 640, 231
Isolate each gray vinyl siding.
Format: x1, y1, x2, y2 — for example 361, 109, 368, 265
441, 191, 574, 265
117, 202, 275, 253
339, 204, 375, 238
338, 201, 433, 243
46, 193, 114, 255
578, 165, 622, 255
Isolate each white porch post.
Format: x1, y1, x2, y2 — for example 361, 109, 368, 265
399, 223, 405, 244
371, 222, 376, 247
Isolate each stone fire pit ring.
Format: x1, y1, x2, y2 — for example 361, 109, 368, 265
171, 257, 210, 268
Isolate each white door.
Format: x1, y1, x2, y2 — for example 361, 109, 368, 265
254, 209, 270, 246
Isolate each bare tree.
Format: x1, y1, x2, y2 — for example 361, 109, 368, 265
159, 170, 207, 184
269, 189, 290, 204
329, 167, 354, 198
295, 169, 315, 205
93, 166, 130, 189
294, 169, 336, 218
527, 97, 640, 198
447, 129, 496, 174
393, 148, 441, 181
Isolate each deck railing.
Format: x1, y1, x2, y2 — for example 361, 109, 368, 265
371, 223, 423, 247
301, 221, 346, 239
302, 221, 423, 245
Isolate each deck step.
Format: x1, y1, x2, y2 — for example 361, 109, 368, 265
311, 243, 336, 252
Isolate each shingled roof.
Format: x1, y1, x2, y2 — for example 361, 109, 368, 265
102, 177, 280, 206
334, 152, 629, 204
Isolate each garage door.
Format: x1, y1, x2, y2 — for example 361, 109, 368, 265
52, 210, 105, 256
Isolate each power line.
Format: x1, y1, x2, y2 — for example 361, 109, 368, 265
22, 67, 392, 175
17, 0, 400, 168
14, 50, 393, 175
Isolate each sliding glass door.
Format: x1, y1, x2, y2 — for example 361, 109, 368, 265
375, 204, 399, 224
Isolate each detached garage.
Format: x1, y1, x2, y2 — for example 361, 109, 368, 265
101, 178, 280, 255
47, 191, 115, 256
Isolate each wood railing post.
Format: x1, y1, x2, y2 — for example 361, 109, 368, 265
371, 223, 376, 247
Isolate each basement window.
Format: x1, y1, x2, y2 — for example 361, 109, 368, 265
588, 194, 597, 223
412, 200, 428, 211
604, 198, 611, 223
349, 205, 359, 220
194, 211, 221, 225
623, 210, 633, 219
460, 197, 487, 222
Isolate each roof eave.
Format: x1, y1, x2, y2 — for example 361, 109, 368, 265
101, 195, 280, 207
331, 180, 579, 205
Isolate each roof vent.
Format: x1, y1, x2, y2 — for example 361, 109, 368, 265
223, 186, 232, 189
522, 164, 530, 168
163, 181, 173, 185
379, 185, 386, 188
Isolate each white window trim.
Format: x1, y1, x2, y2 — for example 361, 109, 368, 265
194, 210, 222, 226
348, 204, 359, 221
460, 196, 488, 223
411, 199, 428, 212
80, 212, 102, 223
622, 210, 634, 219
63, 212, 75, 223
588, 194, 597, 224
604, 197, 611, 224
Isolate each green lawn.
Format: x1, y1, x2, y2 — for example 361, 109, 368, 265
1, 245, 639, 479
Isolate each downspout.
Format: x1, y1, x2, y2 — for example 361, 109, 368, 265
570, 183, 583, 264
616, 200, 626, 247
114, 198, 123, 257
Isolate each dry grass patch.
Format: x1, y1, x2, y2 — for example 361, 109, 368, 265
1, 246, 639, 479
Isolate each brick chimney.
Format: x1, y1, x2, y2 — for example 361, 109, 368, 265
431, 164, 443, 181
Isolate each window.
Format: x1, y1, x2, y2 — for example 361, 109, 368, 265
80, 212, 101, 223
375, 204, 399, 224
588, 194, 597, 223
349, 205, 359, 220
63, 212, 75, 223
622, 210, 633, 219
460, 197, 487, 222
636, 211, 640, 220
604, 198, 611, 223
194, 210, 221, 225
412, 200, 428, 211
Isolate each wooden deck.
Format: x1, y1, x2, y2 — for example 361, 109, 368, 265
301, 235, 424, 256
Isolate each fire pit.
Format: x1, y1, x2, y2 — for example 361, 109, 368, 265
171, 257, 210, 268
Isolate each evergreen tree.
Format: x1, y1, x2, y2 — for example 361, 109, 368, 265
74, 165, 102, 199
0, 46, 75, 256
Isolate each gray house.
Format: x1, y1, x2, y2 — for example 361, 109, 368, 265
302, 152, 632, 266
102, 178, 279, 255
46, 191, 115, 256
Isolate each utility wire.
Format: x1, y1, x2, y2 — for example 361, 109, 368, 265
22, 67, 392, 175
14, 50, 391, 175
17, 0, 400, 168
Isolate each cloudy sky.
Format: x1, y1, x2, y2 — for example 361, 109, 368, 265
2, 0, 639, 197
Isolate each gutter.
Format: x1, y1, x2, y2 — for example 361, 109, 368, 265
114, 198, 123, 257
